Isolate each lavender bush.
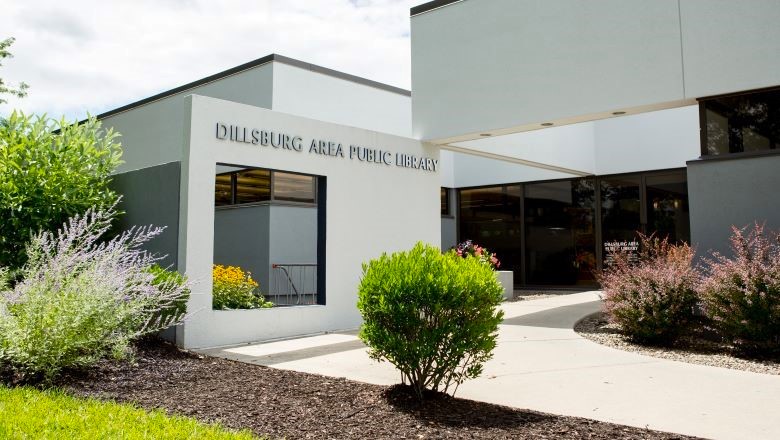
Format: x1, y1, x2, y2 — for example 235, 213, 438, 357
0, 205, 189, 381
700, 223, 780, 354
599, 234, 699, 345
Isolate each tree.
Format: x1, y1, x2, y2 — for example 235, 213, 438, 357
0, 112, 123, 270
0, 37, 29, 105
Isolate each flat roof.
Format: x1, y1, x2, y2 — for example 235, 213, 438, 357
411, 0, 465, 16
97, 54, 411, 120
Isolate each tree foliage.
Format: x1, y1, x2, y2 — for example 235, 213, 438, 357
357, 243, 504, 400
0, 37, 29, 105
0, 111, 123, 269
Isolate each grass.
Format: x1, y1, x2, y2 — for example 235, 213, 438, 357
0, 385, 257, 439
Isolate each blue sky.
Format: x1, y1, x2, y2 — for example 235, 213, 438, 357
0, 0, 418, 120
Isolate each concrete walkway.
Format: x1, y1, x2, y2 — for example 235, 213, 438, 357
199, 292, 780, 440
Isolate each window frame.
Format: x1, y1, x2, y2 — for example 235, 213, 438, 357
214, 166, 317, 209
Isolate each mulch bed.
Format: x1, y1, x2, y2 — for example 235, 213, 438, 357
31, 338, 699, 439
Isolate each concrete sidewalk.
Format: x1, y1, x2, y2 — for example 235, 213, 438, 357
199, 292, 780, 440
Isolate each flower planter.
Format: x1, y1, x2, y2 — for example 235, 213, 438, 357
495, 270, 514, 300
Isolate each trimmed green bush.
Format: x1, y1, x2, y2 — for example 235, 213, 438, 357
357, 242, 504, 400
700, 224, 780, 354
0, 111, 122, 270
599, 235, 699, 345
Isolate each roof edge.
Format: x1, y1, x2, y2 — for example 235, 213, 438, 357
411, 0, 465, 17
96, 53, 410, 120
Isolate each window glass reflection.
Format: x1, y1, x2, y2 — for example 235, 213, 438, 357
273, 172, 315, 203
459, 186, 522, 282
441, 188, 450, 215
600, 177, 641, 265
235, 169, 271, 204
646, 173, 689, 243
703, 89, 780, 155
215, 174, 233, 206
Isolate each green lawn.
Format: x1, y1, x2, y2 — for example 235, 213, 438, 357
0, 386, 257, 439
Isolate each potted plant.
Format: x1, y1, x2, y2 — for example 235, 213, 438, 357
454, 240, 513, 300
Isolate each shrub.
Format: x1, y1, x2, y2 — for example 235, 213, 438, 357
357, 242, 504, 400
700, 223, 780, 354
212, 264, 272, 310
0, 111, 123, 270
0, 206, 189, 381
454, 239, 500, 270
147, 264, 190, 322
599, 234, 699, 345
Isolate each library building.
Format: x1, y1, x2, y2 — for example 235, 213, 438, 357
101, 0, 780, 348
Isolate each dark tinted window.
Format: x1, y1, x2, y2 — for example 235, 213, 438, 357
702, 89, 780, 155
646, 173, 689, 243
459, 185, 522, 282
441, 188, 450, 216
524, 179, 596, 285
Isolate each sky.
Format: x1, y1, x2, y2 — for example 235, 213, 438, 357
0, 0, 419, 120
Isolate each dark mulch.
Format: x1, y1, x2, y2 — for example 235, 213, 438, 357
49, 338, 697, 439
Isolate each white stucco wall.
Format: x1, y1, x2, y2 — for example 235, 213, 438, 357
271, 62, 412, 137
179, 95, 440, 349
446, 106, 700, 188
411, 0, 780, 143
593, 105, 700, 175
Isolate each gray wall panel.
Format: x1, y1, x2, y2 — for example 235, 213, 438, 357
688, 155, 780, 258
213, 205, 271, 294
111, 162, 181, 269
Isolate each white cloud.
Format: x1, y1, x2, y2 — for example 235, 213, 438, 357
0, 0, 418, 120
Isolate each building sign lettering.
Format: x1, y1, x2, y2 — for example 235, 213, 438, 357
603, 240, 640, 266
215, 122, 438, 172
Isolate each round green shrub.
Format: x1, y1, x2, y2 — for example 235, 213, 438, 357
700, 224, 780, 355
357, 242, 504, 400
599, 235, 699, 345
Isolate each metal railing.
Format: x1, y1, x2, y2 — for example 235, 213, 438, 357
269, 263, 318, 306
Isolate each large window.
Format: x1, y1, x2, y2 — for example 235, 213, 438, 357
701, 88, 780, 156
524, 179, 596, 285
456, 170, 690, 287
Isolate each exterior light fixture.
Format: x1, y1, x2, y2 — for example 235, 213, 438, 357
541, 122, 553, 126
612, 111, 626, 115
480, 133, 492, 137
